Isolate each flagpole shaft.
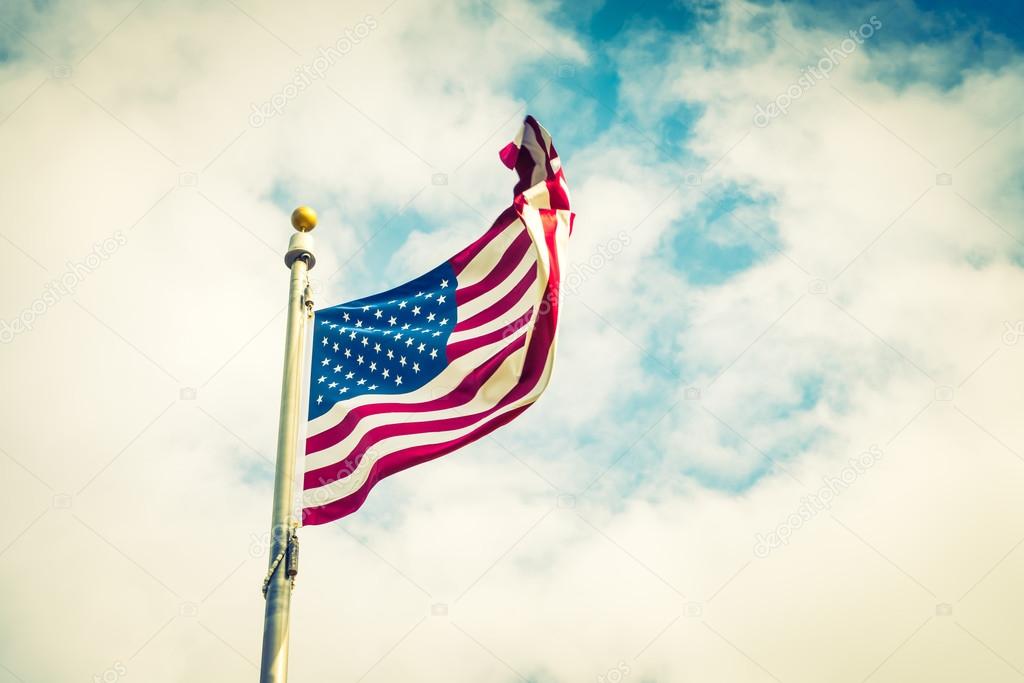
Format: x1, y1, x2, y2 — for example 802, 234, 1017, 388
260, 208, 317, 683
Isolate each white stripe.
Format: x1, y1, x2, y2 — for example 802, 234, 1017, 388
456, 220, 524, 289
446, 289, 535, 344
455, 244, 540, 322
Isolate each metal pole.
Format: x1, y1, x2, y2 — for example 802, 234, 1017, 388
259, 206, 318, 683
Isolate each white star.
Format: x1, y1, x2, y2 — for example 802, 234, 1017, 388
381, 369, 390, 379
402, 323, 410, 330
344, 349, 352, 358
368, 384, 378, 390
321, 337, 328, 346
405, 338, 414, 347
399, 356, 407, 367
333, 364, 342, 372
394, 333, 403, 340
368, 362, 376, 372
437, 295, 446, 304
321, 358, 330, 366
332, 342, 339, 352
388, 316, 397, 326
361, 337, 369, 347
416, 291, 424, 297
439, 318, 449, 325
318, 376, 326, 383
425, 292, 434, 299
398, 301, 407, 309
417, 342, 426, 353
374, 309, 383, 319
328, 382, 338, 389
440, 279, 449, 288
374, 343, 382, 353
412, 362, 420, 373
357, 378, 366, 385
355, 320, 363, 328
430, 348, 438, 359
395, 376, 402, 386
349, 331, 357, 340
426, 313, 436, 322
346, 371, 355, 379
412, 306, 421, 316
386, 349, 394, 360
362, 305, 371, 312
356, 356, 364, 365
342, 312, 350, 321
432, 331, 441, 337
339, 387, 348, 394
328, 323, 338, 329
316, 395, 323, 404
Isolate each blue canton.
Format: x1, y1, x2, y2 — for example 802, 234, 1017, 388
308, 262, 458, 420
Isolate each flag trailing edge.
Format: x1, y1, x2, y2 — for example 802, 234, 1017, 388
301, 116, 574, 525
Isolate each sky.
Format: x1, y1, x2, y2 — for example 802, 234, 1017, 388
1, 0, 1023, 681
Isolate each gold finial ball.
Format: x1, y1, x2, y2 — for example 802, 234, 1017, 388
291, 206, 318, 232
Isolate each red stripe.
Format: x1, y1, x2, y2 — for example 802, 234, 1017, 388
447, 307, 533, 362
546, 169, 571, 211
455, 228, 532, 305
499, 141, 518, 169
538, 209, 563, 328
302, 405, 530, 525
454, 263, 537, 333
449, 207, 518, 276
306, 333, 526, 455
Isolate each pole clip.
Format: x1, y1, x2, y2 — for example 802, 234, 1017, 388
261, 527, 299, 598
303, 281, 314, 319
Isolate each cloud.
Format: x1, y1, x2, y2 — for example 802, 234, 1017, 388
1, 0, 1023, 682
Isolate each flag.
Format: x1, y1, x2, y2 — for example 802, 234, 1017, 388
301, 116, 574, 525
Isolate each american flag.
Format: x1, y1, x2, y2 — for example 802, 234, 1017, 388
301, 116, 573, 525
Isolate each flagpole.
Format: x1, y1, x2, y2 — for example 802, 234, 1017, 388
259, 206, 318, 683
